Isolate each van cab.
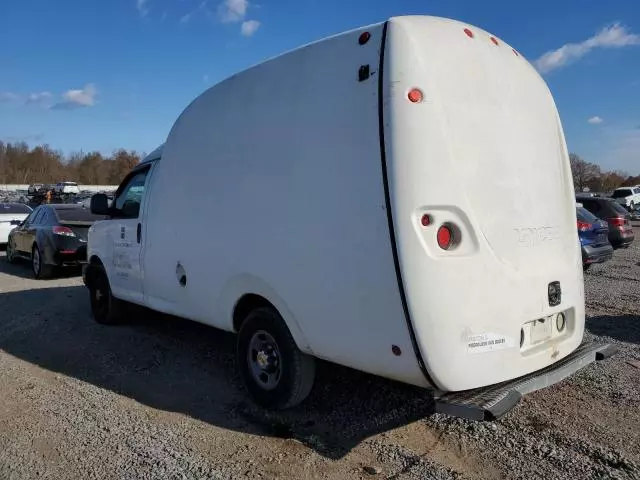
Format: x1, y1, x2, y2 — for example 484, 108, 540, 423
83, 15, 615, 420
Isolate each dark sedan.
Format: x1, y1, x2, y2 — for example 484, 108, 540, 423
576, 195, 634, 248
5, 204, 106, 278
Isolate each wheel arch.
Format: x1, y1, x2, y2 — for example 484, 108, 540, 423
218, 274, 313, 355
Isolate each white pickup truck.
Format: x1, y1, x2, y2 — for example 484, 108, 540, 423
611, 186, 640, 211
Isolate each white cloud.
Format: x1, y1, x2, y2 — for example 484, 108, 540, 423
136, 0, 149, 17
588, 116, 604, 125
240, 19, 260, 37
52, 84, 97, 110
25, 92, 53, 106
218, 0, 248, 23
534, 22, 640, 74
180, 13, 191, 24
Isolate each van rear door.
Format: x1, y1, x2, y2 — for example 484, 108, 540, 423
382, 16, 583, 392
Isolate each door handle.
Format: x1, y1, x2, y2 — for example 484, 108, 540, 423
137, 223, 142, 243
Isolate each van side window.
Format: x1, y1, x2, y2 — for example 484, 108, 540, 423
113, 169, 149, 219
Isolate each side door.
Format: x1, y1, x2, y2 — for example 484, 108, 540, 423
22, 207, 45, 254
12, 207, 38, 253
106, 164, 153, 304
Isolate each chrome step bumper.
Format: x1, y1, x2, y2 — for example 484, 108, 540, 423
434, 342, 618, 421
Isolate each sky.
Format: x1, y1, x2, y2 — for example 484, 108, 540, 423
1, 0, 639, 173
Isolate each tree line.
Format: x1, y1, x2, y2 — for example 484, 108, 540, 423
569, 153, 639, 193
0, 141, 637, 191
0, 141, 143, 186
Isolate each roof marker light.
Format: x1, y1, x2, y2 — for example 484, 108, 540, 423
490, 36, 499, 45
408, 88, 423, 103
358, 32, 371, 45
464, 28, 474, 38
420, 214, 431, 227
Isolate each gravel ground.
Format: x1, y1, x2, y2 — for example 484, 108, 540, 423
0, 226, 638, 480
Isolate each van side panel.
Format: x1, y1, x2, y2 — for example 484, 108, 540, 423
384, 16, 584, 392
142, 22, 428, 387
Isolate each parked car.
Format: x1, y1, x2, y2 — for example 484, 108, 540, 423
82, 15, 615, 421
576, 195, 634, 248
27, 183, 45, 196
576, 204, 613, 270
54, 182, 81, 195
0, 203, 33, 247
5, 204, 105, 278
611, 186, 640, 211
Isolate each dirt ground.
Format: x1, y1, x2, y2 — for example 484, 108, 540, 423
0, 226, 639, 480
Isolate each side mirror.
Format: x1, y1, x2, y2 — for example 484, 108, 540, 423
90, 193, 109, 216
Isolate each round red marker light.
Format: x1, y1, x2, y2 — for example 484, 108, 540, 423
490, 36, 499, 45
420, 214, 431, 227
358, 32, 371, 45
437, 225, 453, 250
408, 88, 423, 103
464, 28, 474, 38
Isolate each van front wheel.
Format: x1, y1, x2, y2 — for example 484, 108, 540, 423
236, 307, 315, 410
88, 267, 126, 325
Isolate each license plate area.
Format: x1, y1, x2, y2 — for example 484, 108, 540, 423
528, 317, 553, 345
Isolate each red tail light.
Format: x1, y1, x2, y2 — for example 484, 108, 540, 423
577, 221, 591, 232
437, 225, 454, 250
53, 226, 75, 236
608, 217, 625, 227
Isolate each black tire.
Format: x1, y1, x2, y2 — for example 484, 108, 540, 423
88, 266, 126, 325
31, 244, 54, 279
5, 238, 17, 263
236, 307, 315, 410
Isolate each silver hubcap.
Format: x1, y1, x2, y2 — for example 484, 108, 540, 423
247, 330, 282, 390
33, 248, 40, 274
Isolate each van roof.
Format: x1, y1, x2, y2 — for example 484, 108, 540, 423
140, 143, 164, 165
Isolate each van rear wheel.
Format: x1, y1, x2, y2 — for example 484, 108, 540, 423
236, 307, 315, 410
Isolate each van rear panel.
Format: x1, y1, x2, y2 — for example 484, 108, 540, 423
383, 16, 584, 391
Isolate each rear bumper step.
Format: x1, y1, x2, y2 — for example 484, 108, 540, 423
434, 342, 617, 421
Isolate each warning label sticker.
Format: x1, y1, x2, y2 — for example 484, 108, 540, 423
466, 333, 513, 354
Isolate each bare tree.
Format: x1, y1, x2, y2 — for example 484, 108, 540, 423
569, 153, 601, 192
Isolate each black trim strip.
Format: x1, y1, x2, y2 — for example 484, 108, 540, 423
376, 21, 436, 388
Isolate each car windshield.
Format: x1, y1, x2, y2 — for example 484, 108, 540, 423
577, 207, 599, 223
0, 203, 32, 214
56, 208, 106, 222
612, 189, 632, 198
608, 201, 630, 215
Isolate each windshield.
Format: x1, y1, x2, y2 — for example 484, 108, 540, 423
0, 203, 32, 214
608, 201, 630, 215
577, 207, 599, 223
612, 189, 632, 198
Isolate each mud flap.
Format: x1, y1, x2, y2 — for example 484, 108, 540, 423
434, 342, 618, 421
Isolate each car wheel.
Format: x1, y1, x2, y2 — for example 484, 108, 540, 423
89, 267, 126, 325
236, 306, 315, 410
32, 244, 54, 279
5, 238, 16, 263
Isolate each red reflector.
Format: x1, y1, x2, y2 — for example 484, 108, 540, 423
53, 226, 74, 236
59, 250, 75, 254
490, 36, 499, 45
464, 28, 474, 38
407, 88, 423, 103
358, 32, 371, 45
577, 221, 592, 232
437, 225, 453, 250
420, 214, 431, 227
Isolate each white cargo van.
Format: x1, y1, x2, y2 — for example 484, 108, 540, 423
84, 15, 615, 420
